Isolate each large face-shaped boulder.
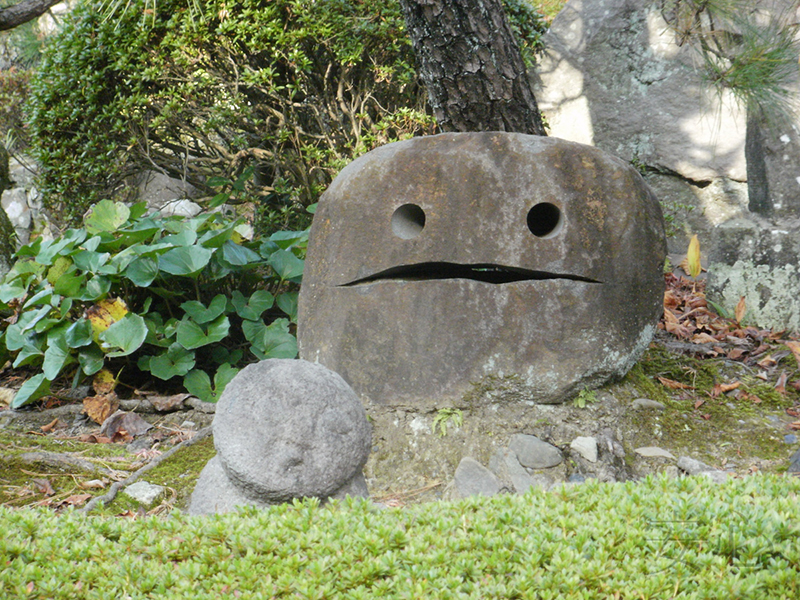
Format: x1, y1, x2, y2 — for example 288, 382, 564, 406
298, 133, 666, 406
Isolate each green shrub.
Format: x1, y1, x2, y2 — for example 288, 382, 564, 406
0, 200, 306, 408
27, 0, 547, 229
1, 474, 799, 598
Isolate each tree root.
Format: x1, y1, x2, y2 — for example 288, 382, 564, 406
80, 426, 212, 514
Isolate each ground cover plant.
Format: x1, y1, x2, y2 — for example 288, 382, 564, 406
1, 474, 799, 599
0, 200, 306, 408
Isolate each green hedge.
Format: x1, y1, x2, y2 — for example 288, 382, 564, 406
27, 0, 547, 229
1, 475, 799, 599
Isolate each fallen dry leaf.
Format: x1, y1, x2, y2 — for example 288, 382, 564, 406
734, 296, 747, 324
149, 393, 190, 412
691, 332, 718, 345
710, 381, 741, 398
0, 386, 16, 408
787, 406, 800, 418
687, 235, 702, 278
728, 348, 746, 361
83, 394, 119, 425
32, 478, 55, 496
100, 411, 153, 439
775, 372, 788, 395
788, 421, 800, 431
694, 399, 705, 409
700, 413, 711, 420
657, 376, 693, 390
92, 368, 117, 395
78, 479, 106, 490
58, 494, 92, 508
756, 355, 777, 369
40, 418, 67, 433
77, 433, 113, 444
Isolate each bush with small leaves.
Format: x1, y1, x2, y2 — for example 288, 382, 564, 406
0, 200, 306, 407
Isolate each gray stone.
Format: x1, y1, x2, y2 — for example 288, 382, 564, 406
632, 398, 666, 410
537, 0, 800, 331
677, 456, 716, 476
208, 359, 371, 506
699, 471, 730, 484
452, 457, 502, 498
509, 434, 563, 469
299, 132, 665, 406
570, 436, 598, 463
789, 448, 800, 474
635, 446, 676, 460
489, 447, 533, 494
137, 170, 199, 212
1, 188, 30, 231
123, 481, 165, 507
189, 456, 265, 515
785, 434, 797, 445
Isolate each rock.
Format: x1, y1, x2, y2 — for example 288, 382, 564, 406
677, 456, 716, 476
299, 132, 665, 406
570, 436, 598, 463
189, 359, 371, 514
137, 170, 199, 215
123, 481, 166, 507
452, 457, 502, 498
509, 434, 563, 469
632, 398, 666, 410
784, 434, 797, 445
789, 448, 800, 474
699, 471, 730, 484
567, 473, 586, 484
537, 0, 800, 331
635, 446, 676, 460
489, 447, 532, 494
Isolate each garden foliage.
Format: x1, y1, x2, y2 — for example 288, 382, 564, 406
0, 200, 306, 408
27, 0, 547, 228
1, 474, 799, 598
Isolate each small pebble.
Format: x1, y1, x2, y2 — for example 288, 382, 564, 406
784, 434, 798, 445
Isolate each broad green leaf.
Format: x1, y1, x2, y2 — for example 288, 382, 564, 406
43, 331, 71, 380
268, 249, 304, 282
22, 287, 53, 309
125, 256, 159, 287
231, 289, 274, 321
147, 343, 196, 380
72, 249, 110, 272
10, 374, 51, 409
99, 313, 147, 357
0, 281, 27, 303
276, 291, 299, 322
128, 202, 148, 221
176, 314, 230, 349
161, 229, 197, 247
53, 270, 85, 298
79, 276, 112, 301
198, 223, 236, 248
35, 234, 81, 265
221, 240, 262, 266
47, 256, 72, 284
65, 319, 94, 348
258, 239, 280, 259
180, 294, 227, 324
270, 230, 309, 249
184, 363, 238, 403
85, 200, 130, 234
78, 346, 105, 375
158, 246, 213, 277
242, 318, 298, 359
13, 342, 44, 368
211, 346, 243, 366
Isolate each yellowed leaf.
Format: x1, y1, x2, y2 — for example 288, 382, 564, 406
734, 296, 746, 324
85, 298, 129, 339
687, 234, 702, 279
92, 368, 117, 395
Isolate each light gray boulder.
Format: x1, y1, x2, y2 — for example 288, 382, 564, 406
189, 359, 371, 514
509, 434, 563, 469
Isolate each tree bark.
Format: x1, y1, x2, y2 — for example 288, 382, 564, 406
398, 0, 546, 136
0, 0, 60, 32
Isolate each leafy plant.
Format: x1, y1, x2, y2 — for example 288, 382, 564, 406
573, 388, 598, 408
0, 200, 306, 407
27, 0, 548, 229
431, 408, 463, 437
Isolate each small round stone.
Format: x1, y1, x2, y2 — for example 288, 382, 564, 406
213, 359, 371, 503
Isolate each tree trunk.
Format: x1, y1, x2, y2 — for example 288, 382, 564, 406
0, 0, 60, 32
745, 107, 771, 215
398, 0, 546, 136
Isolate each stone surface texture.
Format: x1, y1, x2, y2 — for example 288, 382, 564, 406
449, 457, 503, 499
189, 359, 371, 514
536, 0, 800, 330
508, 434, 563, 469
123, 481, 166, 507
299, 132, 665, 406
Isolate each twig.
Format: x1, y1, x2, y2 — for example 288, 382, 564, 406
80, 426, 212, 514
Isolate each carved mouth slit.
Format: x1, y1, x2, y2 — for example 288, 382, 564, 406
341, 262, 601, 286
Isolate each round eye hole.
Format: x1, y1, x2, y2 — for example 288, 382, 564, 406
391, 203, 426, 239
527, 202, 562, 238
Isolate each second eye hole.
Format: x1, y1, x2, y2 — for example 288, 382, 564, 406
527, 202, 562, 238
392, 203, 426, 239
